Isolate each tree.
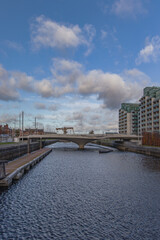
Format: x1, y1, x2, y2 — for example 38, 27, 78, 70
89, 130, 94, 134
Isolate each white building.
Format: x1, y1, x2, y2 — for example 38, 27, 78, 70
119, 103, 139, 135
139, 87, 160, 134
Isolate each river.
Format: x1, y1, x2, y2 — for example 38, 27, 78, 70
0, 142, 160, 240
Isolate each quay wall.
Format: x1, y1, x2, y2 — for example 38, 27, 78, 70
0, 140, 55, 161
116, 142, 160, 158
96, 140, 160, 158
0, 148, 52, 188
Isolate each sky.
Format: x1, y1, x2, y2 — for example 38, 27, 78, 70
0, 0, 160, 133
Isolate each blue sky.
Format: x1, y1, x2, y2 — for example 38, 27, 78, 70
0, 0, 159, 133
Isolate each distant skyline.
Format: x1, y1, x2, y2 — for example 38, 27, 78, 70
0, 0, 160, 132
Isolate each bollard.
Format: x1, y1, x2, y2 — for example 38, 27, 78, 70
0, 160, 8, 179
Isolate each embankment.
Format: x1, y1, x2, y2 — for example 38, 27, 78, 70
0, 140, 55, 161
95, 140, 160, 158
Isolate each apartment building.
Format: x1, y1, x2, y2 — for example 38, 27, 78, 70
119, 103, 139, 135
139, 87, 160, 134
0, 124, 12, 135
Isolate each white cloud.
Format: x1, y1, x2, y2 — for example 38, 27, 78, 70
5, 40, 24, 52
112, 0, 147, 18
31, 15, 95, 54
136, 36, 160, 64
101, 30, 107, 40
47, 59, 150, 109
35, 79, 54, 98
0, 60, 150, 112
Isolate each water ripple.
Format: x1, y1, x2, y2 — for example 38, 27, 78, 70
0, 143, 160, 239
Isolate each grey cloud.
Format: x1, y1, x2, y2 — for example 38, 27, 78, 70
34, 102, 46, 110
12, 72, 34, 92
34, 102, 59, 111
65, 112, 84, 123
51, 58, 82, 84
0, 65, 19, 101
35, 79, 54, 98
0, 65, 35, 102
48, 104, 58, 111
77, 68, 150, 109
0, 113, 18, 124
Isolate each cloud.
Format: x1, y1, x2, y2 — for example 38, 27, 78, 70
5, 40, 24, 52
0, 60, 150, 111
0, 113, 18, 124
35, 58, 149, 109
112, 0, 147, 18
12, 72, 34, 92
51, 58, 82, 84
101, 30, 107, 40
35, 79, 54, 98
31, 15, 95, 54
77, 68, 149, 109
34, 102, 46, 110
136, 36, 160, 64
0, 64, 35, 101
66, 112, 84, 122
64, 109, 118, 133
0, 65, 19, 101
34, 102, 59, 111
48, 104, 58, 111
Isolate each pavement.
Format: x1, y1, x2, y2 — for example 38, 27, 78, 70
5, 148, 49, 175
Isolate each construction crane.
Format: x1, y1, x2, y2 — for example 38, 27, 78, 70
56, 127, 74, 134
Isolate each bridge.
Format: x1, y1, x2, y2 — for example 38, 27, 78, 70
19, 133, 140, 150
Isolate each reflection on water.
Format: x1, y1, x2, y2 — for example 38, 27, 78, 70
0, 142, 160, 240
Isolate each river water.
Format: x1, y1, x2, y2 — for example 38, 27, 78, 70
0, 142, 160, 240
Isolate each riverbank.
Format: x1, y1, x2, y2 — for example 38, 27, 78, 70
0, 148, 52, 188
0, 140, 55, 161
95, 140, 160, 158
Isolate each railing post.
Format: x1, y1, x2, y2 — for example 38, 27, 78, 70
0, 160, 8, 179
40, 138, 42, 149
27, 138, 30, 154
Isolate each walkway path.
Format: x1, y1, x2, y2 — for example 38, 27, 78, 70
5, 148, 49, 175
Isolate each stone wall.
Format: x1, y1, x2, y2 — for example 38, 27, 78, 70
95, 139, 160, 158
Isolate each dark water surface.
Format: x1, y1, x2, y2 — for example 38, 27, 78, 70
0, 142, 160, 240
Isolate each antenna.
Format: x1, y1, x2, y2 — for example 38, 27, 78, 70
22, 111, 24, 142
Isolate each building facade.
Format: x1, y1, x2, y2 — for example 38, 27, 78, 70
119, 103, 139, 135
139, 87, 160, 134
0, 124, 12, 135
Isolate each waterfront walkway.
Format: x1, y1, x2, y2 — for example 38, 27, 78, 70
0, 148, 52, 187
5, 148, 49, 175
